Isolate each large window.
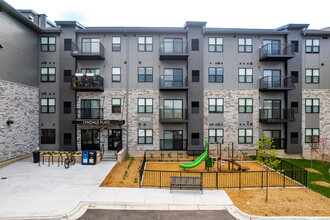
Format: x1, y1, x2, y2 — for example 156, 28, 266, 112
112, 98, 121, 113
41, 36, 55, 52
209, 68, 223, 83
163, 69, 183, 87
63, 101, 71, 114
138, 67, 153, 82
138, 37, 152, 51
138, 129, 153, 144
81, 129, 100, 150
306, 99, 319, 113
305, 69, 319, 84
41, 98, 55, 113
208, 129, 223, 144
82, 38, 100, 53
238, 68, 253, 83
82, 68, 100, 75
238, 129, 253, 144
209, 98, 223, 113
138, 98, 153, 113
81, 100, 100, 119
41, 67, 55, 82
164, 100, 183, 119
112, 68, 121, 82
305, 128, 319, 143
64, 39, 72, 51
112, 37, 121, 51
208, 37, 223, 52
306, 39, 319, 53
238, 38, 252, 52
164, 38, 183, 53
41, 129, 55, 144
192, 70, 200, 82
238, 98, 253, 113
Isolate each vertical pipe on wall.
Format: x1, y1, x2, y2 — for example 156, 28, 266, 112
125, 30, 129, 156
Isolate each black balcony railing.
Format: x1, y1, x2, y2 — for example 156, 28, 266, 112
260, 76, 295, 91
159, 108, 188, 122
71, 42, 105, 60
159, 41, 188, 60
159, 75, 188, 89
259, 43, 295, 61
76, 108, 104, 119
160, 139, 188, 150
271, 138, 285, 149
259, 109, 295, 122
71, 75, 104, 91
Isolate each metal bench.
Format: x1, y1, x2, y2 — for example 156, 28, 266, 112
170, 176, 203, 194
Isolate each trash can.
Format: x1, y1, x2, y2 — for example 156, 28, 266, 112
82, 151, 89, 165
88, 151, 96, 165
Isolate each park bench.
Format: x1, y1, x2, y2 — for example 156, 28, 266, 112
170, 176, 203, 194
222, 158, 250, 171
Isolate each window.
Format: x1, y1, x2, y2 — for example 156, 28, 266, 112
238, 129, 253, 144
41, 98, 55, 113
291, 101, 298, 114
263, 40, 280, 55
238, 68, 253, 83
81, 129, 100, 150
138, 98, 153, 113
41, 129, 55, 144
209, 129, 223, 144
191, 101, 199, 114
163, 69, 183, 87
191, 133, 200, 145
305, 69, 319, 84
291, 71, 298, 83
64, 39, 72, 51
238, 38, 252, 52
305, 128, 319, 143
64, 70, 72, 82
209, 68, 223, 83
138, 129, 153, 144
209, 98, 223, 113
164, 100, 183, 119
208, 37, 223, 52
41, 67, 55, 82
192, 70, 200, 82
306, 39, 319, 53
238, 98, 253, 113
112, 68, 121, 82
64, 133, 72, 145
138, 68, 153, 82
112, 98, 121, 113
82, 38, 100, 53
138, 36, 152, 51
112, 37, 121, 51
291, 132, 298, 144
81, 100, 101, 119
291, 40, 298, 53
63, 102, 71, 114
306, 99, 319, 113
41, 36, 55, 52
164, 38, 183, 53
192, 39, 199, 51
82, 68, 100, 75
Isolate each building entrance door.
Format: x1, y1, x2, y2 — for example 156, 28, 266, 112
108, 129, 122, 151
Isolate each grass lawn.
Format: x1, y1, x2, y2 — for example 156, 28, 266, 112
282, 158, 330, 198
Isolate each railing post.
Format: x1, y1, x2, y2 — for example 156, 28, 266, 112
261, 171, 263, 189
283, 171, 286, 188
216, 172, 218, 189
239, 172, 241, 189
159, 171, 162, 189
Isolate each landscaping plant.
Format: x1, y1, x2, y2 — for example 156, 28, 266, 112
319, 138, 330, 180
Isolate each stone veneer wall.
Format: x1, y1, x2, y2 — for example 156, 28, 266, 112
302, 89, 330, 149
0, 80, 39, 162
203, 89, 259, 149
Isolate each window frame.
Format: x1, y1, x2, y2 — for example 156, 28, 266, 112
64, 38, 72, 51
112, 36, 121, 52
63, 101, 71, 114
41, 98, 56, 114
138, 98, 153, 113
40, 67, 56, 82
305, 39, 320, 53
238, 68, 253, 83
305, 128, 319, 143
138, 36, 153, 52
238, 98, 253, 113
208, 129, 224, 144
41, 36, 56, 52
112, 98, 121, 113
238, 37, 252, 53
138, 129, 153, 144
41, 129, 56, 144
238, 129, 253, 144
305, 69, 319, 84
138, 67, 153, 82
112, 67, 121, 82
81, 68, 101, 75
208, 98, 224, 113
208, 67, 224, 83
305, 98, 319, 113
208, 37, 223, 52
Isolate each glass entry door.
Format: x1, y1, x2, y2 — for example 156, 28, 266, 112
81, 129, 100, 150
263, 100, 281, 119
108, 129, 122, 151
164, 130, 183, 150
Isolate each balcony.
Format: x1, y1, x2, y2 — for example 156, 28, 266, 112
259, 43, 295, 61
259, 109, 295, 123
160, 139, 188, 150
159, 75, 188, 90
71, 74, 104, 91
259, 76, 295, 91
159, 108, 188, 123
76, 108, 104, 119
71, 42, 105, 60
159, 41, 189, 60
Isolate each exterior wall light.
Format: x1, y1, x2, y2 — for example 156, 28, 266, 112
6, 120, 14, 126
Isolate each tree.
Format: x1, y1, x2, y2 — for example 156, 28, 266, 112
256, 132, 281, 202
308, 135, 320, 168
319, 138, 330, 181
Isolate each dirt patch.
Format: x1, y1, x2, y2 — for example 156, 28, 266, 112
100, 157, 142, 188
312, 181, 330, 188
226, 188, 330, 216
305, 168, 321, 174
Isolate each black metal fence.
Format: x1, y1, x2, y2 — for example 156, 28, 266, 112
144, 150, 204, 162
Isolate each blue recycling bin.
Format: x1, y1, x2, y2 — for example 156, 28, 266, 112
82, 151, 89, 165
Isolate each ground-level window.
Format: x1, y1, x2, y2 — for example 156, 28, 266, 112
41, 129, 55, 144
208, 129, 223, 144
305, 128, 319, 143
112, 98, 121, 113
64, 133, 72, 145
138, 129, 153, 144
238, 129, 253, 144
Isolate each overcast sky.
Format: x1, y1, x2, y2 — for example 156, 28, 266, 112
6, 0, 330, 29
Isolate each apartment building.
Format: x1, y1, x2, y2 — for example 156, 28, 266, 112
1, 0, 330, 161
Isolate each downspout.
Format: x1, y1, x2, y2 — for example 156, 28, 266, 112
125, 30, 129, 156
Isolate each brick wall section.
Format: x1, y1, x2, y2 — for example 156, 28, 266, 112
204, 89, 259, 149
0, 80, 39, 162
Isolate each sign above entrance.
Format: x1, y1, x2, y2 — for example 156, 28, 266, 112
72, 120, 125, 125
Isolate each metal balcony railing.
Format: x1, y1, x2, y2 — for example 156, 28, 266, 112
259, 109, 295, 122
159, 75, 188, 89
76, 108, 104, 119
259, 43, 295, 61
160, 139, 188, 150
272, 138, 285, 149
259, 76, 295, 91
71, 75, 104, 91
71, 42, 105, 60
159, 108, 188, 122
159, 41, 188, 60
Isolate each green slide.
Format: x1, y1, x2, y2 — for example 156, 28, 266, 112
179, 141, 208, 169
